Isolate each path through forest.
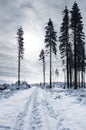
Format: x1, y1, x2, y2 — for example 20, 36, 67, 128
0, 86, 86, 130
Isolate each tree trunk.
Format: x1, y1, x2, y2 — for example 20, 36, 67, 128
69, 67, 72, 88
81, 70, 84, 88
78, 70, 80, 88
18, 48, 20, 89
49, 31, 52, 88
43, 59, 45, 86
63, 69, 66, 88
66, 57, 69, 88
83, 71, 85, 88
65, 23, 69, 89
74, 29, 77, 89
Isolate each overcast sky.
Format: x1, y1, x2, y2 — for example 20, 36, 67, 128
0, 0, 86, 84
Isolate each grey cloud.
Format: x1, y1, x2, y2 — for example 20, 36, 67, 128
21, 1, 34, 9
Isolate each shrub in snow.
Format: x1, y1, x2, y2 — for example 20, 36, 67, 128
0, 81, 30, 91
12, 81, 30, 90
0, 84, 10, 90
21, 81, 30, 89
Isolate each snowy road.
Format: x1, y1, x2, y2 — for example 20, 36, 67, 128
0, 87, 86, 130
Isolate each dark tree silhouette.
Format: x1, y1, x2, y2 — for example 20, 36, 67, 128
59, 6, 72, 88
45, 18, 57, 88
39, 49, 46, 86
68, 47, 73, 88
70, 2, 85, 89
17, 26, 24, 89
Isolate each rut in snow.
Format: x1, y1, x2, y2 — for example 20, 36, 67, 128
42, 99, 58, 119
14, 88, 36, 130
30, 90, 42, 130
41, 89, 70, 130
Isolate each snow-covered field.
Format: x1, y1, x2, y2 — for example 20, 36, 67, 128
0, 86, 86, 130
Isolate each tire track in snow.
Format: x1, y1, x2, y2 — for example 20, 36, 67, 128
14, 88, 36, 130
30, 89, 43, 130
42, 99, 58, 119
38, 88, 58, 130
42, 99, 64, 129
41, 90, 58, 120
27, 88, 50, 130
41, 89, 70, 130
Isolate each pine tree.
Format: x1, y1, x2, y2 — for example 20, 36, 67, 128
70, 1, 85, 89
39, 49, 46, 86
59, 6, 72, 88
17, 26, 24, 89
45, 18, 57, 88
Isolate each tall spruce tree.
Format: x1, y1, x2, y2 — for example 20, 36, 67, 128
17, 26, 24, 89
39, 49, 46, 86
45, 18, 57, 88
59, 6, 72, 88
70, 1, 85, 89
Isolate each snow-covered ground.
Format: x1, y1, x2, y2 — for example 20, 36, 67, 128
0, 86, 86, 130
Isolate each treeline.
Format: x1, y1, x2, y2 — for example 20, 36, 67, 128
59, 2, 85, 89
39, 2, 86, 89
